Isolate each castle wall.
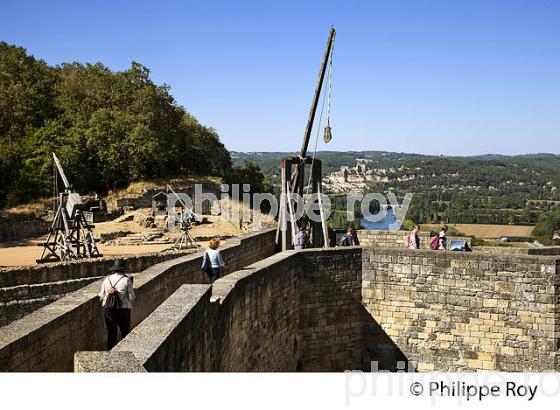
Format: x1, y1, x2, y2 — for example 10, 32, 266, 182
0, 249, 199, 288
75, 249, 403, 372
356, 229, 560, 256
361, 248, 560, 371
0, 213, 50, 242
357, 229, 470, 250
0, 250, 198, 327
75, 246, 560, 373
0, 229, 276, 371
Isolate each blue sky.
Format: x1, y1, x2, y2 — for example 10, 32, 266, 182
1, 0, 559, 155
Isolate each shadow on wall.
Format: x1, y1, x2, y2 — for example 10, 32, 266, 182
75, 248, 413, 372
359, 304, 411, 371
296, 250, 411, 372
0, 229, 278, 372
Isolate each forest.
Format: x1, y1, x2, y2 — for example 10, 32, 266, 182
0, 42, 268, 209
233, 151, 560, 244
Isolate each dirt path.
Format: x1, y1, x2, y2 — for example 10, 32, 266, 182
0, 240, 175, 267
0, 213, 245, 267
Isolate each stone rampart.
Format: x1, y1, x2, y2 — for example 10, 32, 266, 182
74, 249, 403, 372
0, 250, 198, 327
0, 228, 276, 371
361, 248, 560, 371
357, 229, 470, 249
75, 246, 559, 373
0, 213, 49, 242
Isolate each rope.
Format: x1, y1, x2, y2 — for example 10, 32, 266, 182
326, 39, 334, 130
304, 81, 327, 197
305, 39, 335, 198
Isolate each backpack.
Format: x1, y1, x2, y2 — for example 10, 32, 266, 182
430, 236, 440, 250
201, 251, 212, 275
104, 276, 125, 309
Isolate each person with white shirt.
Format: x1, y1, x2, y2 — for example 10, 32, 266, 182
294, 228, 309, 250
98, 259, 135, 350
438, 225, 449, 250
201, 239, 225, 283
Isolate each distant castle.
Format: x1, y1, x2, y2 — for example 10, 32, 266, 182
323, 159, 415, 193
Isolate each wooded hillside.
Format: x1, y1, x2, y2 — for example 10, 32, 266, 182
0, 42, 266, 208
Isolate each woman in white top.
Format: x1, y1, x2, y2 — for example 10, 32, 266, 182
438, 225, 449, 250
98, 259, 135, 350
201, 238, 225, 283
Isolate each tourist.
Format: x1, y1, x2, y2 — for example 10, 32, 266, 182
293, 227, 309, 250
339, 227, 355, 246
202, 238, 225, 283
98, 259, 135, 350
438, 225, 448, 250
405, 225, 421, 249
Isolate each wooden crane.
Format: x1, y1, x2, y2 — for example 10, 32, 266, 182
277, 27, 336, 250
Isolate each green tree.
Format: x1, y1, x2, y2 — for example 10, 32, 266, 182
0, 43, 237, 207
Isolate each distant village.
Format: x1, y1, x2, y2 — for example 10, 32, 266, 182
322, 158, 558, 197
322, 159, 416, 193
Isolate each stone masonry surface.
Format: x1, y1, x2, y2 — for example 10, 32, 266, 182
0, 228, 276, 371
0, 250, 198, 327
357, 229, 470, 250
361, 247, 560, 371
76, 246, 559, 372
76, 248, 389, 372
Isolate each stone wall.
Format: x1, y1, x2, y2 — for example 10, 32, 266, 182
216, 252, 302, 371
113, 284, 215, 372
297, 250, 398, 371
361, 248, 560, 371
0, 213, 50, 242
0, 250, 197, 327
0, 228, 276, 371
105, 253, 303, 372
0, 251, 197, 288
75, 249, 404, 372
357, 229, 470, 250
75, 246, 560, 373
475, 246, 560, 256
0, 276, 101, 327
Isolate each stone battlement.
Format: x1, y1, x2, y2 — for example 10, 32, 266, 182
357, 229, 470, 249
0, 229, 276, 371
0, 250, 199, 327
75, 245, 560, 372
76, 249, 389, 372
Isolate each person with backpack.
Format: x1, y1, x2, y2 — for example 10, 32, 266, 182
201, 238, 225, 283
430, 224, 449, 250
294, 227, 309, 250
404, 225, 421, 249
338, 227, 355, 246
98, 259, 135, 350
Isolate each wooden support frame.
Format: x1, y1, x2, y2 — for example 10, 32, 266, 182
276, 156, 325, 250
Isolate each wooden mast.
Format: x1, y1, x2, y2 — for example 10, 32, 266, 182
290, 27, 336, 195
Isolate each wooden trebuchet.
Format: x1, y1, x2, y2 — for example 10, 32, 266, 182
36, 153, 102, 263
